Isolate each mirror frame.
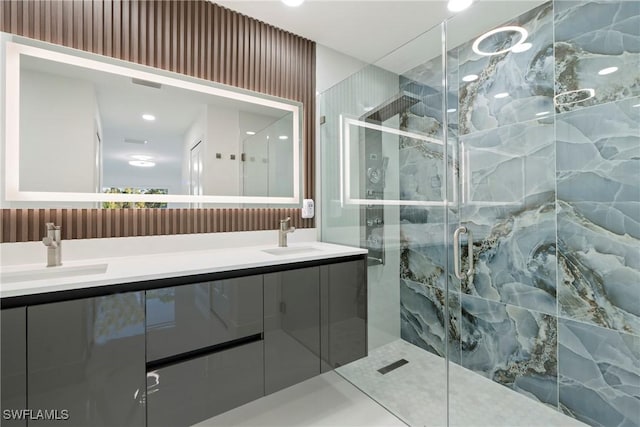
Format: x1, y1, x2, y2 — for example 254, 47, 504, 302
4, 38, 303, 206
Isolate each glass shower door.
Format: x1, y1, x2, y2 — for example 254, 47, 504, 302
445, 0, 561, 420
319, 21, 455, 427
446, 1, 640, 426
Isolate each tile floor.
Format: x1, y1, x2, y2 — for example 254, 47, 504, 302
197, 370, 407, 427
198, 339, 589, 427
337, 340, 588, 427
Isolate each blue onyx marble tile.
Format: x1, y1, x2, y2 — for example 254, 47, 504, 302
556, 97, 640, 335
557, 200, 640, 336
558, 318, 640, 427
398, 134, 447, 203
400, 221, 454, 291
454, 2, 554, 135
463, 202, 558, 316
400, 279, 461, 364
459, 295, 559, 407
459, 120, 555, 205
554, 1, 640, 113
452, 121, 558, 314
556, 97, 640, 237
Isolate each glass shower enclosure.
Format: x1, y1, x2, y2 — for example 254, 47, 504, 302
319, 1, 639, 426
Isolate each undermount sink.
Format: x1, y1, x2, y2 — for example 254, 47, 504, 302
262, 246, 321, 256
1, 263, 109, 284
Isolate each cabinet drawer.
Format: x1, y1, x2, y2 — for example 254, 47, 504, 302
146, 341, 264, 427
146, 275, 263, 361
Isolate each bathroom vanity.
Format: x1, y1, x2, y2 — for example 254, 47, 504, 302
0, 243, 367, 427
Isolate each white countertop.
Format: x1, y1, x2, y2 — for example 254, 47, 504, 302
0, 242, 367, 299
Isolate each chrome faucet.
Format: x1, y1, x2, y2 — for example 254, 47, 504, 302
278, 217, 295, 247
42, 222, 62, 267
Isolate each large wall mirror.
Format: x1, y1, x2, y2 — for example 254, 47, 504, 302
3, 37, 303, 207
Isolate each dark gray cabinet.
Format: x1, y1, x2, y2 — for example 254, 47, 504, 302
1, 308, 27, 427
2, 255, 366, 426
264, 267, 321, 395
146, 341, 264, 427
146, 275, 263, 361
320, 260, 367, 370
27, 292, 146, 426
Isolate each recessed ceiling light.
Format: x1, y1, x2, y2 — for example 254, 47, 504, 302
554, 88, 596, 106
142, 114, 156, 121
129, 160, 156, 167
246, 131, 256, 135
535, 111, 551, 116
131, 155, 154, 161
448, 0, 474, 12
598, 66, 619, 76
494, 92, 510, 99
462, 74, 479, 82
511, 42, 532, 53
472, 26, 529, 56
282, 0, 304, 6
447, 108, 457, 113
279, 135, 289, 140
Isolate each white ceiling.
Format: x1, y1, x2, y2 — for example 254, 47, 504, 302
214, 0, 546, 67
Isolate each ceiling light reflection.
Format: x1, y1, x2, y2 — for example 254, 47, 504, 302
554, 88, 595, 106
511, 42, 532, 53
131, 155, 154, 161
535, 111, 550, 116
129, 160, 156, 167
472, 26, 529, 56
462, 74, 479, 82
448, 0, 474, 12
142, 114, 156, 121
447, 108, 457, 113
282, 0, 304, 6
494, 92, 510, 99
598, 66, 618, 76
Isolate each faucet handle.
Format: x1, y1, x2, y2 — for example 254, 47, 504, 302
280, 217, 291, 225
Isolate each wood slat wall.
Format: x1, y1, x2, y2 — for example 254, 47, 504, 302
0, 208, 313, 242
0, 0, 316, 242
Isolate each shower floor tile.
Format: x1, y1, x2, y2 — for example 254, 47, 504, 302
337, 339, 587, 427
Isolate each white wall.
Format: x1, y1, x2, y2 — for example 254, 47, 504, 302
20, 70, 97, 193
182, 108, 206, 196
316, 44, 367, 94
205, 104, 241, 196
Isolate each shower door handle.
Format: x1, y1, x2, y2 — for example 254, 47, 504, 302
453, 226, 474, 280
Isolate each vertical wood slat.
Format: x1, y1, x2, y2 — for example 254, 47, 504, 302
0, 202, 302, 243
0, 0, 316, 243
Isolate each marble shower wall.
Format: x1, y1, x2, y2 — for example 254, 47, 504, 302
399, 1, 639, 426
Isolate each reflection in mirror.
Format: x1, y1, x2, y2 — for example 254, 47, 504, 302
7, 40, 301, 206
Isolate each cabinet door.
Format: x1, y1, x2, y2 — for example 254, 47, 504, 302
1, 308, 27, 427
321, 260, 367, 370
146, 275, 263, 361
147, 341, 264, 427
264, 267, 320, 394
28, 292, 146, 426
